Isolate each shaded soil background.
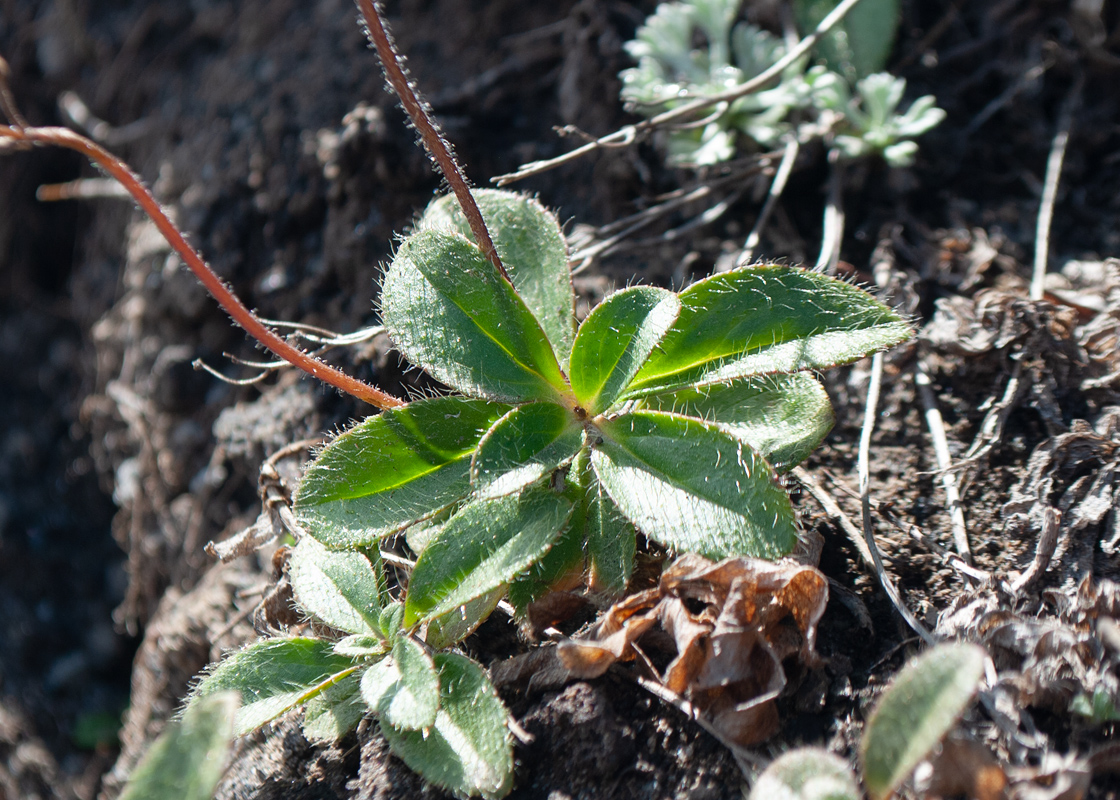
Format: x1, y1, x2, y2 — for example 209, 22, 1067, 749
2, 0, 1120, 798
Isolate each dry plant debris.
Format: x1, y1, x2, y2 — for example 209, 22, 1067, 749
557, 554, 827, 749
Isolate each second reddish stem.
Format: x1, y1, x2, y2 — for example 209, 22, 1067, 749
356, 0, 511, 284
0, 124, 404, 410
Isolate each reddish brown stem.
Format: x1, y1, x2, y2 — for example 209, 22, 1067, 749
0, 123, 403, 410
355, 0, 511, 283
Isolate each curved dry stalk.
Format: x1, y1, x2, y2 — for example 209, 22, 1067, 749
194, 325, 386, 386
494, 0, 868, 185
814, 150, 846, 273
859, 352, 938, 646
1030, 75, 1082, 301
0, 122, 404, 410
793, 465, 876, 570
355, 0, 511, 284
733, 137, 799, 269
913, 358, 972, 563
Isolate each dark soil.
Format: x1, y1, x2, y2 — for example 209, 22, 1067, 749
3, 0, 1120, 798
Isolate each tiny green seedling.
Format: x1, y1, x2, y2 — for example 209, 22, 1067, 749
620, 0, 945, 166
749, 643, 987, 800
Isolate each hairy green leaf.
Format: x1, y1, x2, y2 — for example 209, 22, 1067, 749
360, 636, 440, 731
424, 587, 505, 650
507, 521, 586, 612
624, 265, 911, 397
592, 410, 798, 559
861, 643, 986, 800
569, 286, 680, 414
550, 445, 636, 599
640, 373, 834, 471
404, 488, 573, 626
419, 190, 576, 366
381, 652, 513, 800
333, 634, 388, 658
382, 229, 568, 402
585, 467, 637, 597
295, 397, 507, 548
379, 602, 405, 637
793, 0, 900, 81
288, 536, 385, 636
471, 402, 582, 498
750, 747, 860, 800
302, 669, 364, 744
191, 638, 359, 735
119, 692, 237, 800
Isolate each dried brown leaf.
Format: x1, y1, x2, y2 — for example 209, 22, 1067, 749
926, 736, 1008, 800
558, 555, 828, 749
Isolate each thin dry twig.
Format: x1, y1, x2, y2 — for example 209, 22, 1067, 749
733, 137, 800, 268
1010, 506, 1060, 594
914, 357, 973, 563
859, 352, 938, 645
957, 361, 1025, 496
1030, 75, 1082, 301
792, 466, 875, 570
570, 184, 716, 271
818, 469, 991, 584
814, 150, 846, 273
492, 0, 868, 185
194, 325, 385, 386
632, 675, 767, 773
964, 60, 1049, 137
35, 177, 131, 200
57, 90, 152, 146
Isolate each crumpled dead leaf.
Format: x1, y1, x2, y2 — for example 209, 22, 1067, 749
922, 288, 1079, 358
922, 736, 1008, 800
1000, 410, 1120, 588
938, 574, 1120, 753
555, 554, 828, 748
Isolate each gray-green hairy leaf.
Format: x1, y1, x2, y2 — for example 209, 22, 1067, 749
404, 488, 573, 626
359, 636, 440, 731
592, 410, 798, 559
419, 189, 576, 366
120, 692, 237, 800
379, 602, 405, 638
382, 229, 567, 402
625, 265, 911, 397
471, 402, 582, 498
569, 286, 680, 414
295, 397, 506, 548
861, 643, 986, 800
507, 522, 587, 612
288, 536, 384, 636
579, 447, 636, 597
380, 652, 513, 800
302, 669, 364, 744
749, 747, 860, 800
640, 373, 834, 471
793, 0, 900, 81
191, 638, 358, 735
333, 634, 388, 658
423, 587, 506, 650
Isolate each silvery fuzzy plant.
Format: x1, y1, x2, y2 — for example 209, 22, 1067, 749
0, 0, 909, 795
620, 0, 946, 166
